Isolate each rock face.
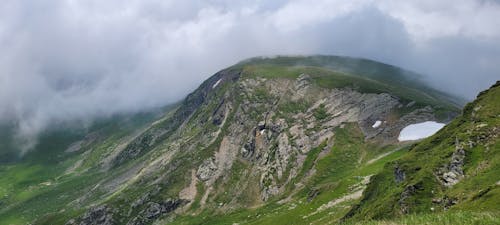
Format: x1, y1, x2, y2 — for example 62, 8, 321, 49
111, 68, 242, 167
67, 205, 114, 225
127, 199, 185, 225
394, 166, 406, 183
197, 158, 218, 181
183, 73, 446, 202
398, 183, 424, 214
437, 138, 466, 187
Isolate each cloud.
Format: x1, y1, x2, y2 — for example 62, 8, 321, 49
378, 0, 500, 41
0, 0, 499, 152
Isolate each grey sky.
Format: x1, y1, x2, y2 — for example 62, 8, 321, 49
0, 0, 499, 151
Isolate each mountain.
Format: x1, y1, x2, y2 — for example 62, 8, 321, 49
1, 55, 493, 225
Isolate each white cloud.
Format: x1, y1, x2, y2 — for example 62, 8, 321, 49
0, 0, 499, 152
377, 0, 500, 42
270, 0, 372, 31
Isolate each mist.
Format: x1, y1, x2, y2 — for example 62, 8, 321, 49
1, 0, 499, 152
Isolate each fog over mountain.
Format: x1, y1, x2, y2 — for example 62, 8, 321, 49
0, 0, 499, 151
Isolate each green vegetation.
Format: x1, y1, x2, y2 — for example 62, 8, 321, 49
344, 82, 500, 222
313, 104, 328, 121
0, 110, 166, 224
344, 211, 500, 225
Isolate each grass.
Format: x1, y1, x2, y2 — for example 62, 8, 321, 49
344, 82, 500, 221
313, 104, 328, 121
343, 211, 500, 225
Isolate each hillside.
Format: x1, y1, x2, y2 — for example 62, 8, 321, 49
343, 81, 500, 222
0, 56, 475, 225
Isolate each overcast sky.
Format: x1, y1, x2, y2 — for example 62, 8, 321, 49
1, 0, 499, 151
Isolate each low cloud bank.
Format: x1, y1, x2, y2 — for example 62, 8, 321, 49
0, 0, 499, 152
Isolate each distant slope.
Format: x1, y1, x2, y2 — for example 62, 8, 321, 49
239, 62, 459, 121
0, 109, 170, 225
238, 55, 465, 107
344, 81, 500, 221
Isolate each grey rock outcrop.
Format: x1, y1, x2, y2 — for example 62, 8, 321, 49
394, 166, 406, 183
196, 158, 218, 181
212, 100, 226, 126
66, 205, 114, 225
437, 137, 466, 187
398, 183, 424, 214
127, 199, 185, 225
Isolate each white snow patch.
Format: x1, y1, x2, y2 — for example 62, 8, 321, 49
212, 79, 222, 89
372, 120, 382, 128
398, 121, 445, 141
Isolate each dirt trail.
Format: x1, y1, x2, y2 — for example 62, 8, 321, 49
366, 147, 404, 165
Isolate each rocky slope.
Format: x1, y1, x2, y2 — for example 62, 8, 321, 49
0, 56, 471, 225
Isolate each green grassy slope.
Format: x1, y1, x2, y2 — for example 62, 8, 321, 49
344, 81, 500, 222
0, 109, 169, 224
